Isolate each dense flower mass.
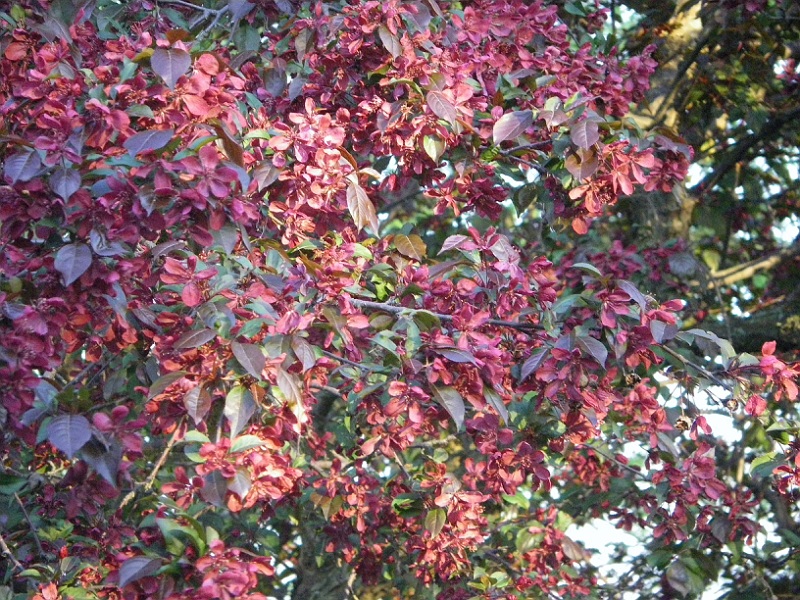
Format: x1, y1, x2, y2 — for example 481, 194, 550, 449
0, 1, 798, 599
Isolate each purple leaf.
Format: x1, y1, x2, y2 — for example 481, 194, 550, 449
617, 279, 648, 311
435, 347, 478, 364
564, 148, 599, 181
151, 47, 191, 89
4, 149, 42, 183
493, 110, 533, 145
484, 387, 509, 425
231, 341, 266, 380
119, 557, 161, 588
54, 243, 92, 286
291, 335, 317, 371
47, 414, 91, 458
378, 25, 401, 58
174, 328, 217, 349
123, 129, 175, 156
520, 347, 548, 382
148, 371, 186, 399
438, 234, 469, 255
50, 166, 81, 200
576, 335, 608, 367
224, 385, 255, 438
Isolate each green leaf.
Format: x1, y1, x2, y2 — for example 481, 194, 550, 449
424, 508, 447, 538
750, 451, 782, 478
123, 129, 174, 156
493, 110, 533, 144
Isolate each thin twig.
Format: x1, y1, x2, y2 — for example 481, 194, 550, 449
349, 298, 542, 332
319, 348, 391, 374
14, 492, 44, 557
660, 345, 733, 392
144, 423, 183, 491
119, 420, 184, 510
0, 530, 24, 572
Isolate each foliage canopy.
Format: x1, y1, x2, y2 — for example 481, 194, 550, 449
1, 0, 799, 599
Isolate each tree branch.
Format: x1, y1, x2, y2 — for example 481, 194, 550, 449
691, 106, 800, 194
349, 298, 542, 331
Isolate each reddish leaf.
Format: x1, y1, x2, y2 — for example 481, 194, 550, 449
123, 129, 175, 156
492, 110, 533, 144
47, 415, 91, 459
346, 180, 379, 233
54, 243, 92, 286
618, 279, 648, 311
231, 341, 266, 379
426, 91, 458, 126
432, 386, 465, 430
570, 119, 601, 149
151, 47, 191, 89
253, 162, 280, 190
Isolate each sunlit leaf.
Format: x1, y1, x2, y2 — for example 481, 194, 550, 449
426, 91, 458, 126
227, 468, 252, 499
564, 148, 599, 180
394, 233, 426, 261
378, 25, 401, 58
347, 180, 379, 233
493, 110, 533, 144
424, 508, 446, 538
183, 386, 212, 425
